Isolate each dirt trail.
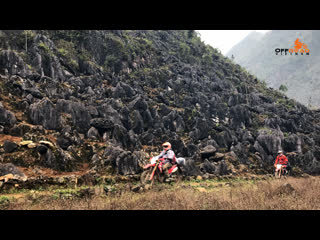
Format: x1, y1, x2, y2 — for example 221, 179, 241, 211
0, 134, 23, 145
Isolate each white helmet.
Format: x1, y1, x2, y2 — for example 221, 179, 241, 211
162, 142, 171, 151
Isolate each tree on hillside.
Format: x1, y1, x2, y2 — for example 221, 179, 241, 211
279, 84, 288, 92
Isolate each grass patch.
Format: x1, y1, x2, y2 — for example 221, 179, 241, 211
2, 176, 320, 210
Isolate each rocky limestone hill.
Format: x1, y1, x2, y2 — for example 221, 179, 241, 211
1, 30, 320, 187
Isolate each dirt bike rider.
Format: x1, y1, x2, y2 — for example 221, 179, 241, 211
156, 142, 176, 177
274, 150, 288, 174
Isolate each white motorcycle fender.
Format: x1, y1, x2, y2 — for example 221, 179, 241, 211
150, 156, 159, 165
176, 157, 186, 166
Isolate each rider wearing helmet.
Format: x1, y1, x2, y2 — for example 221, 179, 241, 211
274, 150, 288, 174
157, 142, 176, 177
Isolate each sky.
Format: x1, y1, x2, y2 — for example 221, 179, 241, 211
197, 30, 271, 55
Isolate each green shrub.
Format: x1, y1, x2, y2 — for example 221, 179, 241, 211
0, 196, 10, 209
38, 42, 54, 57
279, 84, 288, 92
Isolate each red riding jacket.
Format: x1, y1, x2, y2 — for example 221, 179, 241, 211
274, 154, 288, 166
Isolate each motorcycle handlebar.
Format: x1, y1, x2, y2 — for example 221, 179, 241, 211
153, 157, 177, 165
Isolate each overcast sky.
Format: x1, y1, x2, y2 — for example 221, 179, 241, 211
197, 30, 271, 55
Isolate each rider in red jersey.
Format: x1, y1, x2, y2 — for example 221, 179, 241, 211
274, 150, 288, 174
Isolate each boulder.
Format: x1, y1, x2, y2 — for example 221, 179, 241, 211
189, 118, 209, 141
90, 118, 114, 133
214, 129, 235, 149
142, 109, 154, 129
56, 99, 92, 133
131, 110, 144, 134
128, 96, 148, 112
87, 126, 100, 140
0, 102, 16, 128
112, 124, 140, 149
254, 128, 284, 163
283, 134, 302, 153
140, 131, 155, 145
0, 50, 27, 77
184, 144, 199, 158
97, 104, 122, 124
29, 98, 60, 130
3, 140, 17, 153
200, 159, 216, 174
229, 104, 252, 128
183, 158, 201, 176
0, 163, 27, 180
87, 105, 99, 118
56, 127, 83, 150
211, 152, 225, 162
112, 82, 136, 99
57, 135, 72, 150
24, 87, 43, 99
200, 145, 217, 159
39, 147, 76, 172
8, 123, 32, 136
98, 144, 141, 175
214, 160, 231, 176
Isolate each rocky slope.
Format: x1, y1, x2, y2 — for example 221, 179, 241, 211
227, 30, 320, 108
1, 30, 320, 187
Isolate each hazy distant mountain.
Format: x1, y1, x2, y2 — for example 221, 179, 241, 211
227, 30, 320, 108
227, 31, 265, 64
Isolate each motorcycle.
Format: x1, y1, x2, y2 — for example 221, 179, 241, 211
274, 164, 288, 179
140, 156, 185, 184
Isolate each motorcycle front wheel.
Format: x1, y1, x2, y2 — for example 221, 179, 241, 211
140, 170, 154, 185
274, 170, 281, 179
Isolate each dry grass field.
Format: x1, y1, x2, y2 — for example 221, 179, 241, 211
1, 176, 320, 210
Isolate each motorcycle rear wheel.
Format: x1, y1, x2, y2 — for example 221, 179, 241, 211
174, 168, 184, 184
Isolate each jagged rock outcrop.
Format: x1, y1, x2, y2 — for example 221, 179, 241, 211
0, 50, 28, 77
254, 128, 284, 164
56, 99, 92, 133
36, 142, 76, 171
1, 30, 320, 177
29, 97, 60, 130
0, 102, 16, 129
92, 144, 141, 175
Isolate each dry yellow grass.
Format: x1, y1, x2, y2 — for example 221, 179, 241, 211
2, 176, 320, 210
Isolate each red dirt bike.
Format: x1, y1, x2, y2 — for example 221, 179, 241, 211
140, 156, 185, 184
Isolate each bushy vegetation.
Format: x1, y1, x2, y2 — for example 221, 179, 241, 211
279, 84, 288, 92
